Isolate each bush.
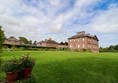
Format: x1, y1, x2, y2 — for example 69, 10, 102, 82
20, 54, 35, 69
17, 75, 36, 83
74, 49, 92, 52
57, 48, 71, 51
2, 58, 20, 72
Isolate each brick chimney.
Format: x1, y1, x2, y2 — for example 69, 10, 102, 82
77, 31, 85, 36
49, 38, 52, 40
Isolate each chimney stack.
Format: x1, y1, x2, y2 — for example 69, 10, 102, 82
77, 31, 85, 35
49, 38, 52, 40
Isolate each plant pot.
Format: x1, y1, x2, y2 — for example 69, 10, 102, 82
17, 70, 23, 80
23, 68, 32, 79
6, 72, 18, 83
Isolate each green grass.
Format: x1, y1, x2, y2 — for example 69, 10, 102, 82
1, 51, 118, 83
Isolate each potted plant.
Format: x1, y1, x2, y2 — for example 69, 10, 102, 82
20, 54, 35, 79
2, 58, 19, 83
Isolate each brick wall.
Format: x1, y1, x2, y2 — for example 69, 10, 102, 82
68, 31, 99, 52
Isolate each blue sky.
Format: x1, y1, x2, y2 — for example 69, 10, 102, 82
0, 0, 118, 47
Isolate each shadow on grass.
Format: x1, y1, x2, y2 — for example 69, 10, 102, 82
33, 57, 118, 83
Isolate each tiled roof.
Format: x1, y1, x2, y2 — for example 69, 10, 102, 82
38, 39, 59, 44
7, 37, 18, 41
68, 34, 99, 41
45, 40, 59, 44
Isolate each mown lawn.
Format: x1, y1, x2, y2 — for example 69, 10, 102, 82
1, 51, 118, 83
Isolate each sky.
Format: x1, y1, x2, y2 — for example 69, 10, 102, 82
0, 0, 118, 47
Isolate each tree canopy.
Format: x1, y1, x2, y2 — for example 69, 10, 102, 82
0, 26, 5, 52
100, 44, 118, 52
0, 26, 5, 67
19, 37, 29, 44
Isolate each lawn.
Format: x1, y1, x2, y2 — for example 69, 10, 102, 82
1, 51, 118, 83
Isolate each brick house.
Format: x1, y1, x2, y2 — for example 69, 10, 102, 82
68, 31, 99, 52
37, 38, 59, 47
4, 36, 25, 45
58, 42, 68, 48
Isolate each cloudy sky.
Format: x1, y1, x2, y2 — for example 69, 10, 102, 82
0, 0, 118, 47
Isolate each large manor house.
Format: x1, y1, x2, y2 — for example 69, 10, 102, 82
3, 31, 99, 52
68, 31, 99, 52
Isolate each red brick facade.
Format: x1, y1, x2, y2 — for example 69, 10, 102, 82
37, 38, 68, 48
4, 37, 25, 45
37, 38, 59, 47
68, 31, 99, 52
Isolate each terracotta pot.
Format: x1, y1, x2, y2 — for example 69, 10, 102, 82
6, 72, 18, 83
23, 68, 32, 79
17, 70, 23, 80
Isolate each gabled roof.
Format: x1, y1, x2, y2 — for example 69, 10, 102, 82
68, 33, 99, 41
45, 40, 59, 44
7, 36, 19, 41
93, 35, 99, 41
38, 39, 59, 44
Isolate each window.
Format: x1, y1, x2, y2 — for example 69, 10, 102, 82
83, 44, 84, 48
78, 45, 80, 48
88, 45, 89, 48
82, 38, 84, 41
70, 45, 72, 48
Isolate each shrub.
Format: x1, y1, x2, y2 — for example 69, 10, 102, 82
17, 75, 36, 83
2, 58, 20, 72
20, 54, 35, 69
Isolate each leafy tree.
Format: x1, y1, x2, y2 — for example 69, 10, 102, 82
19, 37, 29, 44
108, 45, 115, 52
114, 45, 118, 51
0, 26, 5, 67
60, 42, 64, 45
65, 42, 68, 45
100, 44, 118, 52
0, 26, 5, 52
33, 41, 37, 45
29, 40, 32, 44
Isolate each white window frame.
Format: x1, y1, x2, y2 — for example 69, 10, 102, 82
83, 44, 84, 48
83, 38, 84, 41
70, 45, 72, 48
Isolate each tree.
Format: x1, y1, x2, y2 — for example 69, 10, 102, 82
108, 45, 115, 52
60, 42, 64, 45
33, 41, 37, 45
65, 42, 68, 45
0, 26, 5, 67
29, 40, 32, 44
114, 45, 118, 51
0, 26, 5, 52
19, 37, 29, 44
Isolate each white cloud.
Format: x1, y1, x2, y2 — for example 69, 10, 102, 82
0, 0, 117, 46
91, 4, 118, 33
